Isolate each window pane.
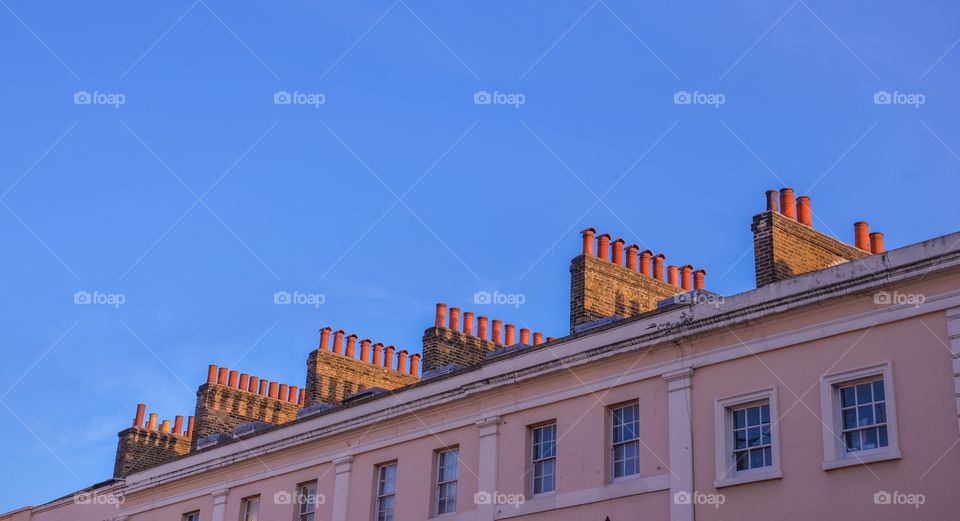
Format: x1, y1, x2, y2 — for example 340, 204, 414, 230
878, 426, 888, 447
747, 427, 761, 448
862, 427, 879, 450
845, 431, 860, 451
856, 383, 872, 404
761, 425, 771, 445
734, 429, 746, 450
746, 406, 760, 426
733, 409, 745, 429
842, 408, 857, 429
874, 403, 886, 424
763, 446, 772, 466
857, 405, 874, 426
735, 451, 748, 471
760, 404, 770, 423
750, 448, 764, 468
873, 380, 885, 401
841, 386, 856, 407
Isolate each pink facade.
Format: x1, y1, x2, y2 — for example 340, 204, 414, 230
4, 210, 960, 520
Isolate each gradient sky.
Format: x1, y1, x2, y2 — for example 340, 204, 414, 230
2, 0, 959, 510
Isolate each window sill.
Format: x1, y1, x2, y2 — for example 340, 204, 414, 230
822, 449, 901, 471
714, 468, 782, 489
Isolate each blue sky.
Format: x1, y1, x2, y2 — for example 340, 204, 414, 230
1, 0, 958, 510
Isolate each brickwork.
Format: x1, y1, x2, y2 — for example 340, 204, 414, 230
191, 383, 301, 449
752, 211, 869, 287
569, 253, 682, 332
305, 349, 419, 406
113, 428, 191, 477
421, 326, 500, 372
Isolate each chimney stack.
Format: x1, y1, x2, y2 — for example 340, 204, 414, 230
519, 328, 531, 345
248, 376, 259, 393
159, 420, 171, 434
269, 382, 279, 399
373, 342, 383, 365
186, 416, 194, 438
384, 346, 395, 367
533, 332, 544, 345
217, 367, 228, 385
207, 365, 218, 384
147, 413, 158, 431
333, 330, 345, 355
492, 319, 503, 344
228, 370, 238, 388
870, 232, 885, 254
239, 373, 249, 391
505, 324, 516, 345
174, 416, 184, 436
397, 350, 408, 372
694, 269, 706, 290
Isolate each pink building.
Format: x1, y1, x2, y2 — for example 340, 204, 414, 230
4, 188, 959, 520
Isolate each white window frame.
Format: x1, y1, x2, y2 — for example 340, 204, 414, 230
375, 462, 397, 521
609, 402, 640, 481
434, 447, 459, 516
820, 361, 901, 470
240, 495, 260, 521
295, 481, 318, 521
714, 387, 782, 488
530, 423, 557, 496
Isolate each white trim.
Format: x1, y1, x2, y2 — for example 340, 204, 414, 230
819, 361, 900, 470
331, 456, 352, 521
713, 387, 782, 488
498, 473, 670, 518
663, 368, 693, 521
475, 417, 499, 521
